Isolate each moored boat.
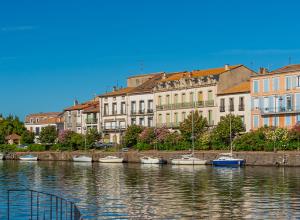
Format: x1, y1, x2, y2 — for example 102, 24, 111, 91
212, 153, 245, 166
0, 153, 4, 160
171, 154, 207, 165
73, 155, 92, 162
140, 156, 162, 164
19, 154, 38, 161
99, 156, 124, 163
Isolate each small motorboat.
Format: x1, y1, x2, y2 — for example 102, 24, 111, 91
73, 155, 92, 162
19, 154, 38, 161
212, 153, 245, 166
99, 156, 124, 163
171, 154, 207, 165
140, 156, 163, 164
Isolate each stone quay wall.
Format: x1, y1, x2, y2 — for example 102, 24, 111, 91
5, 150, 300, 166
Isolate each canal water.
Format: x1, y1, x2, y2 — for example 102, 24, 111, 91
0, 161, 300, 219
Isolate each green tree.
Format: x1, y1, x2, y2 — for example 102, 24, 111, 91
21, 130, 35, 144
86, 128, 101, 148
212, 114, 245, 146
179, 111, 208, 142
39, 126, 58, 144
124, 125, 143, 147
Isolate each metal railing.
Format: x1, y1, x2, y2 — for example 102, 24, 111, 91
259, 106, 300, 115
7, 189, 82, 220
86, 118, 98, 124
156, 122, 180, 128
156, 100, 215, 111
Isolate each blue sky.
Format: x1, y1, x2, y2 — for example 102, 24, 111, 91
1, 0, 300, 120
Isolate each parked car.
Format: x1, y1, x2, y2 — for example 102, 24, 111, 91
16, 144, 28, 149
122, 147, 129, 152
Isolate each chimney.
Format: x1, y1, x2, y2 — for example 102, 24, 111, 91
113, 86, 117, 92
74, 100, 79, 106
162, 73, 167, 79
259, 67, 268, 74
224, 64, 230, 71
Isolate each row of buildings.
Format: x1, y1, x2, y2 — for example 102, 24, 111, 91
25, 63, 300, 143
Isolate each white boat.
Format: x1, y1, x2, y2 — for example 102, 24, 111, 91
99, 156, 124, 163
73, 155, 92, 162
0, 153, 4, 160
19, 154, 38, 161
140, 156, 162, 164
171, 154, 207, 165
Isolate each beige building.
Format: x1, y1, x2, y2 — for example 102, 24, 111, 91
153, 65, 255, 129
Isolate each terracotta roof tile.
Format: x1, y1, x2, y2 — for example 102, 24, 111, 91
271, 64, 300, 74
218, 81, 250, 95
5, 133, 21, 140
64, 100, 97, 111
129, 74, 164, 94
160, 65, 242, 82
99, 87, 135, 97
83, 103, 100, 113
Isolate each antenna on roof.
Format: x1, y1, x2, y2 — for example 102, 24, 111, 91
289, 56, 292, 65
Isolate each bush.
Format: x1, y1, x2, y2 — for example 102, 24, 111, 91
123, 125, 143, 147
28, 144, 46, 152
39, 126, 57, 144
135, 142, 152, 151
21, 130, 35, 144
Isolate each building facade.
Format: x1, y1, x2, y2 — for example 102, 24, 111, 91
82, 102, 100, 134
153, 65, 255, 129
63, 100, 99, 134
251, 64, 300, 129
25, 112, 64, 140
217, 81, 251, 131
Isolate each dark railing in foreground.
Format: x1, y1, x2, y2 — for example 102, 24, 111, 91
7, 189, 82, 220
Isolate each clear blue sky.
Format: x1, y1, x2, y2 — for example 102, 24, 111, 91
1, 0, 300, 120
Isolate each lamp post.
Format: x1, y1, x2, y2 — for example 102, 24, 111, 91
83, 126, 87, 151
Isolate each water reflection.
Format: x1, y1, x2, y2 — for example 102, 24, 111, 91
0, 161, 299, 219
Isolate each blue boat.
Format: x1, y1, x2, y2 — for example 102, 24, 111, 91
212, 153, 245, 166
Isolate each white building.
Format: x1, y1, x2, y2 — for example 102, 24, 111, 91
216, 81, 251, 131
82, 102, 100, 134
153, 65, 255, 129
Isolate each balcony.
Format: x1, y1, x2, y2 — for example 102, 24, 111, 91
260, 106, 300, 115
86, 118, 98, 124
131, 109, 154, 115
156, 122, 180, 128
156, 100, 215, 111
219, 106, 225, 112
102, 125, 126, 131
229, 105, 234, 112
76, 122, 82, 127
66, 123, 72, 128
239, 105, 245, 111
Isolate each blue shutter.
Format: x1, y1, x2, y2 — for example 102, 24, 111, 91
296, 94, 300, 111
259, 97, 264, 110
292, 76, 297, 89
269, 96, 274, 112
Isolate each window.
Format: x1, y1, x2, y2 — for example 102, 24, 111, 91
286, 95, 292, 111
297, 114, 300, 123
239, 97, 245, 111
182, 93, 186, 103
174, 94, 178, 104
229, 98, 234, 112
208, 90, 213, 100
112, 103, 117, 115
182, 112, 186, 120
148, 100, 153, 112
158, 96, 162, 105
297, 76, 300, 87
220, 98, 225, 112
139, 100, 145, 113
198, 91, 203, 102
139, 117, 145, 126
263, 117, 269, 126
272, 77, 279, 91
166, 113, 170, 125
253, 98, 259, 109
122, 96, 125, 100
208, 110, 213, 125
285, 116, 291, 126
113, 97, 116, 101
253, 80, 259, 93
286, 76, 292, 90
158, 114, 162, 123
253, 115, 259, 128
121, 102, 126, 114
263, 79, 269, 92
131, 101, 136, 114
148, 117, 153, 127
189, 92, 194, 103
174, 112, 178, 123
131, 118, 136, 125
104, 104, 109, 116
166, 95, 170, 105
263, 97, 269, 112
296, 94, 300, 111
36, 127, 40, 135
272, 116, 279, 127
240, 116, 245, 123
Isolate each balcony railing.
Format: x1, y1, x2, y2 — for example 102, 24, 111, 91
86, 118, 98, 124
239, 105, 245, 111
76, 122, 82, 127
229, 105, 234, 112
103, 126, 126, 131
156, 100, 215, 111
66, 123, 72, 127
260, 106, 300, 115
219, 106, 225, 112
131, 109, 154, 115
